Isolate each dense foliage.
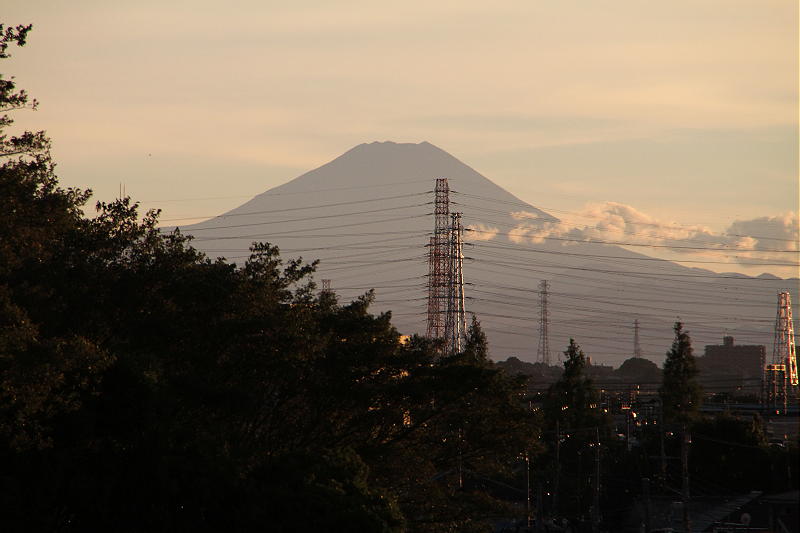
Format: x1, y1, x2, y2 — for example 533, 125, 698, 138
0, 27, 539, 532
3, 25, 796, 533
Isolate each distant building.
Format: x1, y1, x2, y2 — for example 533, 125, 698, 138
697, 336, 765, 396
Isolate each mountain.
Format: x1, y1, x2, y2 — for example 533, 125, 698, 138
177, 141, 796, 367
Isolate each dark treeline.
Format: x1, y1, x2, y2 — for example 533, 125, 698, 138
1, 25, 796, 533
0, 24, 536, 532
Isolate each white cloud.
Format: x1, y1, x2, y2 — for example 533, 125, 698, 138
464, 223, 500, 241
560, 202, 715, 246
726, 213, 799, 252
493, 202, 799, 275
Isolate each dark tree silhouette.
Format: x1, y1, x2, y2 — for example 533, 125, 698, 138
659, 322, 702, 425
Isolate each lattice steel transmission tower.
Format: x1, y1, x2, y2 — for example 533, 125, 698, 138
537, 280, 551, 365
443, 212, 467, 355
427, 235, 437, 330
764, 291, 797, 410
427, 178, 450, 341
634, 319, 643, 358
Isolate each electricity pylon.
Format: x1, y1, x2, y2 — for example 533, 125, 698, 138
537, 280, 551, 365
764, 291, 797, 410
443, 212, 467, 355
426, 178, 450, 340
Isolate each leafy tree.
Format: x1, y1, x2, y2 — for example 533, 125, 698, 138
0, 24, 543, 532
659, 322, 702, 425
360, 319, 539, 532
0, 23, 114, 453
690, 413, 769, 493
1, 24, 48, 159
616, 356, 661, 383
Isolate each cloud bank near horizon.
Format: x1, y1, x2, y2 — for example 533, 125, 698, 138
467, 203, 799, 277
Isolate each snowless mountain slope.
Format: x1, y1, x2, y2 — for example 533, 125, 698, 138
177, 141, 797, 366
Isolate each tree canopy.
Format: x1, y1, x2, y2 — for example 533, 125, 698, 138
0, 25, 539, 532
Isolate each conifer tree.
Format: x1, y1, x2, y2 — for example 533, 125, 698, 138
659, 322, 702, 533
659, 322, 702, 425
545, 339, 603, 431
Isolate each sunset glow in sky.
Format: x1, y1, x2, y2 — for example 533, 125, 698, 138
5, 1, 799, 276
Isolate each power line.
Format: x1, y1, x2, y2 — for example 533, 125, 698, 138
175, 202, 430, 233
464, 221, 799, 254
451, 191, 799, 244
159, 192, 430, 222
470, 265, 800, 316
148, 182, 797, 369
469, 239, 800, 267
469, 262, 798, 307
143, 177, 436, 203
468, 255, 795, 283
192, 213, 431, 241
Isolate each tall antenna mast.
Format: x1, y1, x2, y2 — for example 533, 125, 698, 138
426, 178, 450, 342
764, 291, 797, 410
537, 280, 551, 365
634, 319, 642, 358
444, 212, 467, 355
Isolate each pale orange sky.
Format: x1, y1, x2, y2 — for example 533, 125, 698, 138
4, 1, 799, 276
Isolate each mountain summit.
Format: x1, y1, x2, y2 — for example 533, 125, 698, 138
235, 141, 553, 221
181, 142, 786, 365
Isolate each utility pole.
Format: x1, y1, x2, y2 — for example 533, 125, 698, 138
536, 482, 544, 533
592, 427, 600, 533
537, 280, 551, 365
681, 425, 691, 533
634, 319, 642, 358
642, 477, 652, 533
626, 409, 632, 452
659, 399, 666, 481
554, 419, 560, 517
525, 452, 532, 529
457, 428, 464, 489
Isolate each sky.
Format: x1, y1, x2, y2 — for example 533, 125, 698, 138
4, 1, 799, 276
